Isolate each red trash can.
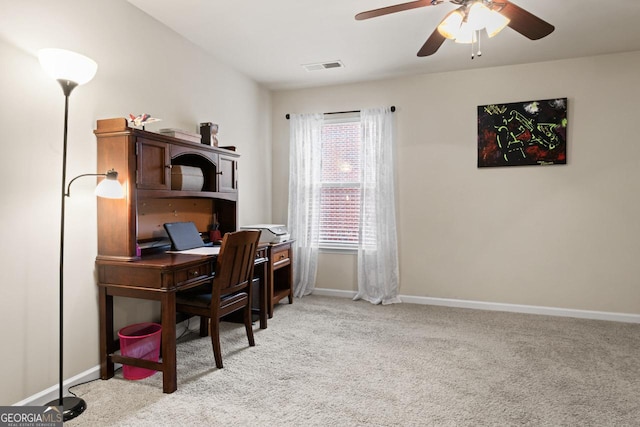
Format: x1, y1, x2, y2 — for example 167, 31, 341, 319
118, 322, 162, 380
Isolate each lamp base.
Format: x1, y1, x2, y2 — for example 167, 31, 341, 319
45, 396, 86, 421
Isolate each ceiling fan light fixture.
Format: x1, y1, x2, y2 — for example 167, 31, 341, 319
437, 9, 464, 40
356, 0, 555, 58
485, 9, 510, 38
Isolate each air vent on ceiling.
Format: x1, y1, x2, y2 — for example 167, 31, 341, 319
302, 60, 344, 72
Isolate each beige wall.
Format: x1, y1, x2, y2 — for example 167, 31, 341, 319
3, 0, 639, 407
272, 51, 640, 315
0, 0, 271, 405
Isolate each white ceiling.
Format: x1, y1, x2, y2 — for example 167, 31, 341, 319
127, 0, 640, 91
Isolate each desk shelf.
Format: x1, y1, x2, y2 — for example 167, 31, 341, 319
267, 241, 294, 317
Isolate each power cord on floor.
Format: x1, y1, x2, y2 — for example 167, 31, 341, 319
67, 365, 122, 396
176, 316, 192, 340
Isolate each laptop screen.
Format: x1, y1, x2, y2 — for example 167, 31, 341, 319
163, 221, 205, 251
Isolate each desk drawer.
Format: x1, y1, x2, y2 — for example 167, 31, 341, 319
97, 254, 215, 290
271, 249, 290, 268
174, 262, 212, 287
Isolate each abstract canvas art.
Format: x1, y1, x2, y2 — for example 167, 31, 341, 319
477, 98, 567, 167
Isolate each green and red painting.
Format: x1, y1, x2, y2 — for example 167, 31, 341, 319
477, 98, 567, 167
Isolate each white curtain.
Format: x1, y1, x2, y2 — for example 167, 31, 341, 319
287, 113, 323, 297
354, 107, 401, 305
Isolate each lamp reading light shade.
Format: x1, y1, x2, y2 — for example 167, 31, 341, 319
95, 170, 124, 199
65, 169, 125, 198
38, 48, 98, 86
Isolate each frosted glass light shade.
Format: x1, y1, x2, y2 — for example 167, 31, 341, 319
485, 9, 510, 37
454, 22, 475, 44
38, 48, 97, 85
95, 170, 124, 199
437, 10, 464, 40
467, 2, 491, 31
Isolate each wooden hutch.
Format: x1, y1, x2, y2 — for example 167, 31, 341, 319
95, 117, 239, 259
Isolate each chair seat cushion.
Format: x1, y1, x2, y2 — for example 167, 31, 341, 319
176, 290, 248, 310
176, 292, 212, 308
181, 282, 212, 295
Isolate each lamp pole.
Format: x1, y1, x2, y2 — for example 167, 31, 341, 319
47, 78, 87, 420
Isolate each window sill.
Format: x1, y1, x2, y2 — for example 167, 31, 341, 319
319, 246, 357, 254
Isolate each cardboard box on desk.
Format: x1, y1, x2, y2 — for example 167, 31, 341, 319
171, 165, 204, 191
158, 128, 201, 143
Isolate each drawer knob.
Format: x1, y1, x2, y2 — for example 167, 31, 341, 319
191, 270, 199, 277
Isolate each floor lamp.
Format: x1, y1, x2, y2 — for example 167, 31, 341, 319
38, 48, 124, 421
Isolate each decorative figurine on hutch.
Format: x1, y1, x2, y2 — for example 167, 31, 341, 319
199, 122, 219, 146
128, 113, 161, 130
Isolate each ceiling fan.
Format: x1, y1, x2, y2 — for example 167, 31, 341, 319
355, 0, 554, 57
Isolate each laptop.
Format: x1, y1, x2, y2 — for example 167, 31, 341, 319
164, 221, 213, 251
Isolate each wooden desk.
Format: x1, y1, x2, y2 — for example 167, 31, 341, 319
96, 248, 268, 394
95, 118, 251, 393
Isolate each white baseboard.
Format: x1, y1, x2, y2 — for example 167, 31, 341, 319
13, 365, 103, 406
311, 288, 358, 299
15, 319, 194, 406
312, 288, 640, 324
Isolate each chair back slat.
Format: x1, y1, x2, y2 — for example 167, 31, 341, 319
213, 230, 260, 297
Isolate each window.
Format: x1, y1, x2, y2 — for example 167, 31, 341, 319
319, 114, 362, 249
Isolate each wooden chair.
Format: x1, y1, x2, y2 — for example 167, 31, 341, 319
176, 230, 260, 368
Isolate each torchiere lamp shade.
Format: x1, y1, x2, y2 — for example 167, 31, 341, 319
38, 48, 97, 85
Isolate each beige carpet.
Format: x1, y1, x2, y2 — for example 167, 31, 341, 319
67, 295, 640, 426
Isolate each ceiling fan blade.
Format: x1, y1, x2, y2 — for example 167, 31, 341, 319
500, 1, 555, 40
355, 0, 442, 21
417, 28, 446, 57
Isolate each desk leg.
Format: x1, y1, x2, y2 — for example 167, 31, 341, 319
98, 286, 114, 380
268, 269, 274, 319
288, 246, 294, 304
259, 274, 267, 330
256, 262, 267, 329
160, 291, 177, 393
288, 260, 294, 305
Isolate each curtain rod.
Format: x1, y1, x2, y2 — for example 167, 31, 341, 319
285, 106, 395, 120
